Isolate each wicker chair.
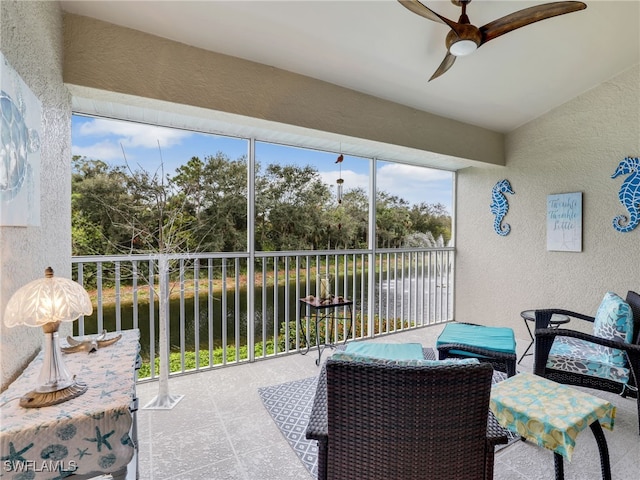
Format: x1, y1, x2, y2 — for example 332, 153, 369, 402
533, 290, 640, 434
311, 358, 506, 480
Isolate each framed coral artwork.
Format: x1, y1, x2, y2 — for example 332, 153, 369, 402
547, 192, 582, 252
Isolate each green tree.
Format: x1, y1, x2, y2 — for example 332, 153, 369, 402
342, 187, 370, 248
72, 154, 451, 255
409, 202, 451, 245
173, 153, 248, 252
255, 164, 332, 250
171, 156, 208, 215
324, 187, 369, 249
375, 192, 411, 248
123, 165, 197, 254
71, 156, 134, 255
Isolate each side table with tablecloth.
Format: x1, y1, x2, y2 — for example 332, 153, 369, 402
0, 329, 140, 480
490, 372, 615, 480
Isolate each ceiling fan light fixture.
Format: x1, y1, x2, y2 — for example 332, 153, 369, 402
399, 0, 587, 80
449, 39, 477, 56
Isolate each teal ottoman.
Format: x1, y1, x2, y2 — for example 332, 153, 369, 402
436, 322, 517, 377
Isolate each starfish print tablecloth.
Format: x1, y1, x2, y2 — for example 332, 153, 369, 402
1, 329, 140, 479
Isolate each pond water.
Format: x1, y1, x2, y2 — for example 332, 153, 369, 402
77, 277, 367, 357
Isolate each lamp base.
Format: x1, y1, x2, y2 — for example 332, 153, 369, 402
20, 381, 87, 408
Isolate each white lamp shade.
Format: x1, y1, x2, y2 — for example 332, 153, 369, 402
4, 270, 92, 328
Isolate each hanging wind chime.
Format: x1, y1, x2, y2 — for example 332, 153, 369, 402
335, 153, 344, 230
335, 153, 344, 203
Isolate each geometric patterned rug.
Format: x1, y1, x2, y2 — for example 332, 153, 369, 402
258, 366, 520, 478
258, 376, 319, 477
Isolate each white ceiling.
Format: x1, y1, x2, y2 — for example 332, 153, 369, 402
60, 0, 639, 134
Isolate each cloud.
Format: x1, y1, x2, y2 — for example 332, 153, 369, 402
378, 163, 453, 209
319, 169, 369, 194
72, 116, 453, 209
72, 140, 128, 162
319, 163, 453, 209
76, 117, 193, 149
377, 163, 452, 188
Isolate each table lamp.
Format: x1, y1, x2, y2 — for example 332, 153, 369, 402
4, 266, 93, 408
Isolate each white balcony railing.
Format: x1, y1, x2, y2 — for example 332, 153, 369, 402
72, 248, 453, 380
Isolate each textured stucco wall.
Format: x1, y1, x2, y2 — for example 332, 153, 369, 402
0, 1, 72, 389
62, 13, 504, 167
455, 65, 640, 343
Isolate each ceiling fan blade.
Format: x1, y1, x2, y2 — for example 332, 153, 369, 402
398, 0, 459, 30
479, 1, 586, 45
429, 52, 456, 82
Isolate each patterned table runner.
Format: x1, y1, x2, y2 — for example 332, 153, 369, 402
490, 372, 615, 460
1, 329, 139, 479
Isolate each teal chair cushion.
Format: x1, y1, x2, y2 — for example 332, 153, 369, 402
547, 336, 630, 384
332, 350, 479, 367
593, 292, 634, 343
344, 342, 423, 360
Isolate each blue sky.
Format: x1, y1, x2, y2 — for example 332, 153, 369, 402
72, 115, 453, 212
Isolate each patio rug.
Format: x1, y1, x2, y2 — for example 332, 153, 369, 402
258, 358, 519, 477
258, 375, 320, 477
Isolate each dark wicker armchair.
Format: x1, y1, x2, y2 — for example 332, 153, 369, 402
307, 358, 507, 480
534, 290, 640, 434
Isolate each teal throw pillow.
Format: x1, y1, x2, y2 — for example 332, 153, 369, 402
593, 292, 634, 343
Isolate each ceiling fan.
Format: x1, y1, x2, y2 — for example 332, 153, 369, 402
398, 0, 587, 81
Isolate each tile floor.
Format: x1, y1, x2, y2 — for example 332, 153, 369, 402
132, 324, 639, 480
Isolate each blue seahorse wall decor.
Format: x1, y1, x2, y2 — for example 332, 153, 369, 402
612, 156, 640, 233
490, 179, 515, 236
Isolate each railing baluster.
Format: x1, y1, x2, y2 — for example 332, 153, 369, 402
384, 253, 390, 333
273, 256, 278, 354
415, 253, 420, 326
261, 258, 267, 358
392, 253, 397, 333
77, 263, 85, 336
179, 259, 185, 373
194, 261, 200, 370
148, 259, 155, 379
335, 253, 340, 343
427, 251, 433, 323
235, 257, 240, 362
351, 253, 356, 341
400, 253, 406, 330
132, 261, 138, 331
438, 252, 445, 322
222, 258, 228, 365
97, 262, 103, 333
304, 255, 311, 351
284, 256, 290, 354
115, 262, 121, 331
208, 258, 214, 369
420, 251, 425, 327
362, 253, 367, 339
294, 256, 300, 351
